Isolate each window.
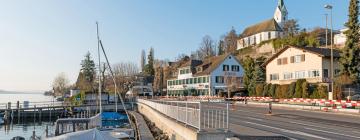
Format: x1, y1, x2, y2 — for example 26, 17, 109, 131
215, 76, 224, 83
283, 72, 293, 80
290, 56, 294, 63
295, 71, 306, 79
202, 77, 206, 83
189, 78, 193, 84
260, 34, 262, 42
308, 70, 320, 78
270, 74, 279, 81
294, 55, 302, 63
268, 32, 271, 39
194, 78, 197, 84
231, 65, 240, 71
323, 69, 329, 78
223, 65, 229, 71
198, 77, 202, 83
185, 69, 190, 74
186, 79, 189, 84
206, 77, 209, 82
254, 36, 256, 45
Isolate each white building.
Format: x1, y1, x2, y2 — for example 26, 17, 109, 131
237, 0, 287, 49
167, 54, 245, 96
334, 28, 347, 46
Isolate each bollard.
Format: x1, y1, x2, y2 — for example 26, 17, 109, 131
269, 102, 272, 114
46, 125, 49, 137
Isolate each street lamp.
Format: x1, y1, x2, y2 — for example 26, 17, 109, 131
325, 4, 334, 100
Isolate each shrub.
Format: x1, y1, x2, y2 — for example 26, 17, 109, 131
317, 85, 328, 99
287, 82, 296, 98
262, 84, 271, 97
255, 84, 264, 97
279, 85, 289, 98
269, 84, 277, 98
294, 79, 306, 98
302, 81, 309, 98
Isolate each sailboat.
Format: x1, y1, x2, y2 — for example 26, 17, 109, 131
45, 22, 134, 140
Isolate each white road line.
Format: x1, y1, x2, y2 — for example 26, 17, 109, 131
246, 117, 263, 122
304, 127, 360, 139
243, 121, 329, 140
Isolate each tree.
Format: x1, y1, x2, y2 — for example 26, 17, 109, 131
252, 57, 266, 83
52, 72, 70, 96
78, 52, 96, 91
225, 75, 240, 98
224, 27, 238, 53
144, 47, 155, 75
217, 40, 225, 56
140, 50, 146, 72
340, 0, 360, 82
282, 19, 300, 37
113, 62, 139, 77
192, 35, 216, 60
242, 56, 255, 95
287, 82, 296, 98
301, 81, 309, 98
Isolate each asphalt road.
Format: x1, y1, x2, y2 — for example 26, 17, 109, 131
221, 103, 360, 140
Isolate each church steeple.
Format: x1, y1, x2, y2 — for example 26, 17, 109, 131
274, 0, 288, 27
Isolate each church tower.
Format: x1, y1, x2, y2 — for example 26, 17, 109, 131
273, 0, 288, 27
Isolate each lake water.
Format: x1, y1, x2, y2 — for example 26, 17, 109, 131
0, 91, 55, 139
0, 91, 53, 104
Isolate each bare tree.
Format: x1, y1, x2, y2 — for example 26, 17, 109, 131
113, 62, 139, 77
283, 19, 300, 37
191, 35, 216, 60
223, 27, 238, 53
52, 72, 70, 96
224, 73, 241, 98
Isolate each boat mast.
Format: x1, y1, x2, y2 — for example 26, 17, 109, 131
96, 22, 102, 114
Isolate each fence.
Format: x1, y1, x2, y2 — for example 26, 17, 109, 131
0, 101, 64, 110
137, 99, 229, 131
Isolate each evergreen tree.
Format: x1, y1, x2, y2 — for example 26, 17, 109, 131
140, 50, 146, 72
81, 52, 96, 85
144, 47, 155, 75
243, 56, 255, 95
340, 0, 360, 81
217, 40, 225, 55
78, 52, 96, 91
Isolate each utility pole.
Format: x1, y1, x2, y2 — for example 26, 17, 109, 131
325, 4, 334, 100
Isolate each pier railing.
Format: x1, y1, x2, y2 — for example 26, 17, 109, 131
137, 99, 229, 131
0, 101, 64, 110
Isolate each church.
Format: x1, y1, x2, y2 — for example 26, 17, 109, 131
237, 0, 288, 49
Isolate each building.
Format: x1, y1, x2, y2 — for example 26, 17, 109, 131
237, 0, 287, 49
263, 46, 341, 85
166, 54, 244, 96
334, 28, 347, 46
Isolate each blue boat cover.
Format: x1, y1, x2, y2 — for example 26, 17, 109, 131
101, 112, 127, 120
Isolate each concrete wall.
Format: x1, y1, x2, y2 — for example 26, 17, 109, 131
138, 103, 230, 140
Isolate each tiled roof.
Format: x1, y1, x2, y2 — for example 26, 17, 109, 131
240, 19, 283, 38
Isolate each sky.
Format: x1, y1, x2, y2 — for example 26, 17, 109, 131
0, 0, 349, 92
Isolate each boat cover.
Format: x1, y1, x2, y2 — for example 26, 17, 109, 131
101, 112, 127, 120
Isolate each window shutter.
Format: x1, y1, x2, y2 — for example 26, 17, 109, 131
301, 54, 305, 62
277, 59, 281, 65
290, 56, 294, 63
282, 57, 288, 64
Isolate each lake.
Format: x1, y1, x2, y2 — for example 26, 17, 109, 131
0, 91, 55, 139
0, 91, 53, 104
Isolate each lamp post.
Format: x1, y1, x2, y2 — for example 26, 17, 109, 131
325, 4, 334, 100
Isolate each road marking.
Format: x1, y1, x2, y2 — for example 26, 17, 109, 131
243, 121, 329, 140
246, 117, 263, 122
304, 127, 360, 139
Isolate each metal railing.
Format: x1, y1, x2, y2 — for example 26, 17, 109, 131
137, 99, 229, 131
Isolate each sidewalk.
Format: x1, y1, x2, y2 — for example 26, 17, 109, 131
236, 101, 360, 115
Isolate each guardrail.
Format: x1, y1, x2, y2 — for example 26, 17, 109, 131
137, 99, 229, 131
0, 101, 65, 110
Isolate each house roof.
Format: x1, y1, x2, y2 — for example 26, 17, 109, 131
263, 45, 341, 66
194, 54, 242, 76
240, 19, 283, 38
179, 59, 203, 68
